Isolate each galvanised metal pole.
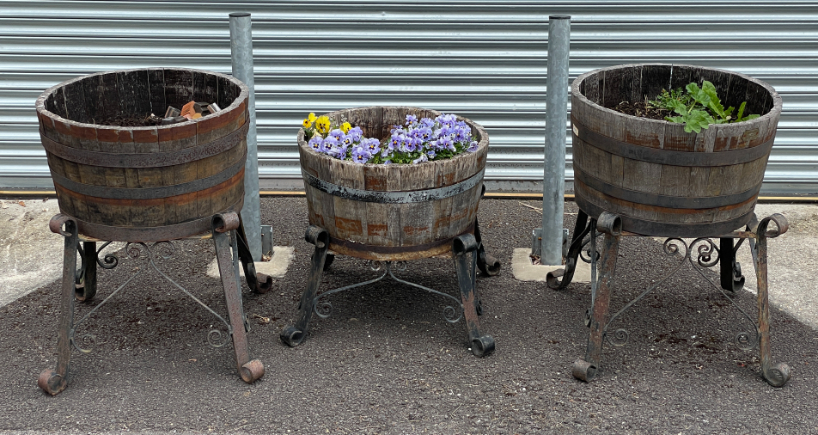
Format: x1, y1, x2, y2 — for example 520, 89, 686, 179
230, 12, 262, 261
541, 15, 571, 265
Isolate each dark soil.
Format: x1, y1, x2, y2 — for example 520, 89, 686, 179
610, 100, 671, 121
0, 198, 816, 433
97, 114, 163, 127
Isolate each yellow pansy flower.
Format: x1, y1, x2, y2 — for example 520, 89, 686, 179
308, 112, 317, 122
302, 118, 312, 128
316, 116, 331, 134
341, 122, 351, 133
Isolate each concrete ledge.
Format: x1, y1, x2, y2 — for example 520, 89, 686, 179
206, 245, 294, 279
510, 247, 591, 283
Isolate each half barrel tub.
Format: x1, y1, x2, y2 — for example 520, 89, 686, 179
571, 63, 781, 237
35, 68, 249, 242
298, 106, 489, 261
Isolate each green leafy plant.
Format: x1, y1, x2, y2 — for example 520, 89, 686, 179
650, 80, 760, 133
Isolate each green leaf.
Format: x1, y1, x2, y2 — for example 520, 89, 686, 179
701, 81, 728, 119
686, 82, 711, 108
736, 101, 746, 122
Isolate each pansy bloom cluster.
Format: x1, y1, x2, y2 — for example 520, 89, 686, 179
301, 112, 479, 165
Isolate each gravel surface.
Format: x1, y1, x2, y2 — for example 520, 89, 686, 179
1, 198, 816, 434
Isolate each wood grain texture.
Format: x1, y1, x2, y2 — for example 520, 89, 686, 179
36, 68, 250, 241
571, 64, 781, 236
298, 106, 488, 261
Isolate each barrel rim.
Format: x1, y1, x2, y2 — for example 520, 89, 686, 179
34, 67, 249, 131
296, 105, 490, 172
571, 63, 783, 134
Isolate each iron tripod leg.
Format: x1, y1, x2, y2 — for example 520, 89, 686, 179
453, 234, 495, 357
233, 215, 273, 294
719, 237, 745, 293
74, 241, 97, 302
280, 226, 329, 347
572, 212, 622, 382
547, 209, 591, 290
752, 215, 791, 387
211, 212, 265, 383
38, 214, 80, 395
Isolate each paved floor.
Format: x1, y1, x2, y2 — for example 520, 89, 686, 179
0, 197, 816, 433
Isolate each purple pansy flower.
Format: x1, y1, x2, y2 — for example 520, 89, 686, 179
467, 140, 479, 153
412, 153, 429, 165
347, 126, 363, 142
364, 138, 381, 155
438, 136, 455, 152
329, 129, 344, 141
308, 136, 323, 152
322, 136, 340, 157
351, 145, 370, 164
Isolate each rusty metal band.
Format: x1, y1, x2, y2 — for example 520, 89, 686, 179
575, 194, 754, 238
571, 116, 774, 167
573, 166, 762, 210
49, 151, 246, 200
328, 221, 476, 255
302, 168, 484, 204
70, 198, 243, 242
40, 122, 249, 168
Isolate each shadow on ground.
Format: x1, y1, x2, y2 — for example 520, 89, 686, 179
0, 198, 815, 433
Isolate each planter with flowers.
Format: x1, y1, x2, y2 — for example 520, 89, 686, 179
281, 106, 499, 357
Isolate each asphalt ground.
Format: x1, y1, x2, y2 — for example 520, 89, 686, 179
1, 197, 817, 434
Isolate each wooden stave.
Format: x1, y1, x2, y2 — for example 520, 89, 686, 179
571, 64, 781, 237
35, 68, 250, 241
298, 106, 489, 261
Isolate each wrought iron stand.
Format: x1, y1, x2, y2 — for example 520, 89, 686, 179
280, 219, 500, 357
38, 212, 271, 395
548, 210, 791, 387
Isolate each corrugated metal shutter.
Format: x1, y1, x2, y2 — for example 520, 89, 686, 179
2, 1, 817, 195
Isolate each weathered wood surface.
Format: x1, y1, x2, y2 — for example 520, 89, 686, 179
36, 68, 250, 241
299, 106, 489, 261
571, 63, 781, 237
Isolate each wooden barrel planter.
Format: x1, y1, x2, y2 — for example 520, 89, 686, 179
36, 68, 249, 242
571, 64, 781, 237
298, 106, 489, 261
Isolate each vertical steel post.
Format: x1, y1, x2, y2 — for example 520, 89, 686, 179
540, 15, 571, 265
230, 12, 262, 261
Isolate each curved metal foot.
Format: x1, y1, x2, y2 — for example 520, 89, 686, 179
253, 273, 273, 294
477, 252, 500, 276
38, 369, 67, 396
280, 325, 306, 347
763, 362, 791, 387
474, 218, 500, 277
548, 210, 591, 290
74, 282, 96, 302
471, 335, 495, 357
572, 359, 598, 382
239, 359, 265, 383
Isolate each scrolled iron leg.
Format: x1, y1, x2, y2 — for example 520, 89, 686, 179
74, 241, 97, 302
453, 234, 495, 357
212, 213, 264, 383
573, 212, 621, 382
754, 214, 791, 387
38, 214, 80, 395
474, 218, 500, 277
719, 238, 745, 294
280, 226, 330, 347
547, 209, 590, 290
233, 217, 273, 294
